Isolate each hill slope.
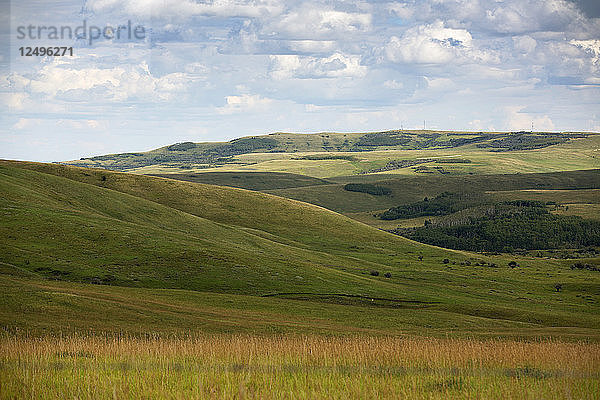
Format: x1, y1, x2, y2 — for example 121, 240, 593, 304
1, 160, 599, 337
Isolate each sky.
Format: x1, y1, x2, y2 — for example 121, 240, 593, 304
1, 0, 599, 162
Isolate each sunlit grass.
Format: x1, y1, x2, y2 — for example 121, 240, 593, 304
1, 335, 598, 399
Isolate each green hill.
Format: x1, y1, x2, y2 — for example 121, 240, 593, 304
268, 169, 600, 214
1, 160, 599, 338
63, 131, 595, 175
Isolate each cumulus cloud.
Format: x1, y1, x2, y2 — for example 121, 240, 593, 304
5, 61, 191, 103
484, 0, 583, 34
505, 106, 556, 131
2, 93, 29, 110
217, 94, 274, 114
384, 21, 477, 64
271, 4, 371, 39
570, 40, 600, 65
391, 0, 590, 35
270, 53, 366, 79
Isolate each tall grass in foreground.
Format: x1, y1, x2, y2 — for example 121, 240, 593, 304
1, 335, 598, 399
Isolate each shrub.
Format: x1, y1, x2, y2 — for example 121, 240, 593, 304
554, 283, 563, 292
370, 270, 380, 276
570, 263, 600, 272
384, 272, 392, 278
442, 258, 450, 264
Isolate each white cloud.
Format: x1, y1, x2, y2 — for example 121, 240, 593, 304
217, 94, 274, 114
424, 77, 455, 91
384, 21, 477, 64
272, 5, 372, 39
2, 93, 29, 110
513, 35, 537, 54
6, 61, 191, 103
270, 53, 366, 79
287, 40, 337, 53
570, 39, 600, 65
383, 79, 404, 89
484, 0, 582, 34
395, 0, 589, 35
13, 118, 36, 130
505, 106, 556, 131
85, 0, 284, 19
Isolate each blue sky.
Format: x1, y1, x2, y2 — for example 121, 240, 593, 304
1, 0, 599, 161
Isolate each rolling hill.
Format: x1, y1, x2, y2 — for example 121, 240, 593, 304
1, 160, 600, 338
63, 130, 598, 177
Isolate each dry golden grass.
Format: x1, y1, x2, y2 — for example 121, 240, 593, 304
1, 335, 599, 399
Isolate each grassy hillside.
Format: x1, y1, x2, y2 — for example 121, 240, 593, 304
1, 161, 600, 338
148, 171, 332, 191
0, 161, 439, 298
63, 131, 599, 178
268, 169, 600, 214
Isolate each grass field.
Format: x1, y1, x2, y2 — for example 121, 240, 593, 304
4, 273, 599, 339
2, 155, 600, 398
1, 335, 598, 399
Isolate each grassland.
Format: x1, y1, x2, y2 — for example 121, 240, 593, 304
3, 131, 600, 398
7, 273, 597, 339
1, 335, 598, 399
1, 160, 600, 340
2, 154, 600, 398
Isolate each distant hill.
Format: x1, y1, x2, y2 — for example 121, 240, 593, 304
64, 130, 588, 172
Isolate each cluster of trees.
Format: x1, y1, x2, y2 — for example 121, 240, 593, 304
476, 133, 579, 152
380, 192, 471, 220
167, 142, 196, 151
343, 183, 392, 196
395, 202, 600, 252
571, 262, 600, 272
209, 137, 279, 157
356, 133, 411, 147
